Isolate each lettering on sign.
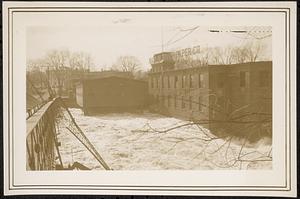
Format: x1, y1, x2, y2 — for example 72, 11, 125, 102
173, 45, 201, 59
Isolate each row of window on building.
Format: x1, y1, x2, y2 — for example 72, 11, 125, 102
150, 71, 270, 89
150, 73, 205, 89
155, 95, 204, 112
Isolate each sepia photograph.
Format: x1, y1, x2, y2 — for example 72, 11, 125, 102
26, 25, 273, 171
3, 1, 297, 197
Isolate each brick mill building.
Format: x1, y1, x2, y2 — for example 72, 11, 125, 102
148, 52, 272, 139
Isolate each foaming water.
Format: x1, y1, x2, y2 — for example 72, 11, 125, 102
57, 108, 272, 170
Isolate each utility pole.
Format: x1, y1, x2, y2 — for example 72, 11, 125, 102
161, 26, 164, 52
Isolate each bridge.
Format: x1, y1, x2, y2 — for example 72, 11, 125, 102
26, 97, 111, 170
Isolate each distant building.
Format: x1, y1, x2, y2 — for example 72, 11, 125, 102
75, 74, 149, 115
46, 67, 88, 97
148, 52, 272, 139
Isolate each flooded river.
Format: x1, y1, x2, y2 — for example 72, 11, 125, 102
57, 108, 272, 170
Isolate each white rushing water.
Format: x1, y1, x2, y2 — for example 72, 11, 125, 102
56, 108, 272, 170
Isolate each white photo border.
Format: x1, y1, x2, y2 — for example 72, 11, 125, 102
2, 2, 297, 197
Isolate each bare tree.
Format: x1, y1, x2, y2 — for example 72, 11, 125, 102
244, 40, 265, 62
203, 40, 267, 65
43, 49, 70, 96
45, 49, 70, 69
175, 40, 268, 67
133, 95, 272, 169
231, 46, 248, 64
69, 51, 93, 71
27, 49, 94, 97
27, 58, 49, 89
112, 56, 141, 74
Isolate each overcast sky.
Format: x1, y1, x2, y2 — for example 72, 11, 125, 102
27, 12, 272, 71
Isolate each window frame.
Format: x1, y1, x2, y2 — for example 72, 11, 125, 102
181, 96, 185, 109
240, 71, 250, 88
198, 96, 202, 112
189, 74, 193, 88
199, 73, 204, 88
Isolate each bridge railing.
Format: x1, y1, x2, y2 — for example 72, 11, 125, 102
26, 98, 61, 170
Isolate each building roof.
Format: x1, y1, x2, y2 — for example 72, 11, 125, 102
72, 71, 133, 81
149, 61, 272, 74
75, 75, 147, 85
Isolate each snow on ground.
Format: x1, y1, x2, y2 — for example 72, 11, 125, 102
56, 108, 272, 170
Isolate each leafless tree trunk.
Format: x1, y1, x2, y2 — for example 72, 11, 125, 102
112, 56, 141, 74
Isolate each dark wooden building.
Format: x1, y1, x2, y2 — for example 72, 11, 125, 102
75, 76, 149, 115
148, 52, 272, 140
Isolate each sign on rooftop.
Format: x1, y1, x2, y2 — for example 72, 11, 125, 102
173, 45, 201, 59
